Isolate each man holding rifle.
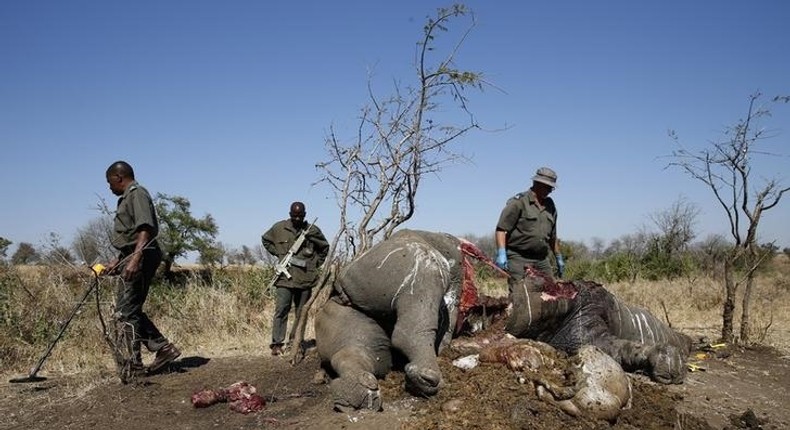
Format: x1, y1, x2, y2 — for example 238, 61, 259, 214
262, 202, 329, 356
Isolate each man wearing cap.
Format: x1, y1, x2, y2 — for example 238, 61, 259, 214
494, 167, 565, 293
262, 202, 329, 356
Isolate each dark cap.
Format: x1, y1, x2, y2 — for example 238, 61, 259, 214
532, 167, 557, 188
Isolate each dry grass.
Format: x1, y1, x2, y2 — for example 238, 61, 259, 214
2, 257, 789, 383
474, 258, 790, 353
0, 265, 283, 380
606, 256, 790, 353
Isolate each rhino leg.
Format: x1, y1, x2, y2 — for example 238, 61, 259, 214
391, 287, 446, 397
647, 343, 686, 384
625, 342, 686, 384
606, 300, 690, 384
591, 336, 687, 384
315, 300, 392, 411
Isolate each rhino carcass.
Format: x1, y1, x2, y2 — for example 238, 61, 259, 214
508, 266, 693, 384
315, 229, 488, 411
315, 230, 691, 415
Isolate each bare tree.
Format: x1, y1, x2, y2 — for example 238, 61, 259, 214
72, 215, 116, 265
605, 231, 652, 282
0, 236, 11, 264
590, 237, 606, 259
605, 231, 650, 258
315, 3, 490, 262
292, 4, 490, 363
39, 232, 76, 266
649, 196, 700, 257
691, 233, 731, 276
254, 244, 276, 265
637, 198, 701, 280
667, 92, 789, 343
560, 239, 589, 261
227, 245, 259, 266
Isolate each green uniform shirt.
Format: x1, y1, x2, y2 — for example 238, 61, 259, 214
262, 220, 330, 289
496, 190, 557, 259
111, 181, 159, 251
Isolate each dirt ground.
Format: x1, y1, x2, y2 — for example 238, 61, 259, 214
1, 339, 788, 430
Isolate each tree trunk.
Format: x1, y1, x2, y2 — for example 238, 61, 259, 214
721, 258, 736, 343
739, 271, 755, 343
163, 257, 175, 281
288, 263, 337, 365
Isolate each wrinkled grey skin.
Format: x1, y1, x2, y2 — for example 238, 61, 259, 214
317, 230, 692, 414
315, 229, 463, 411
314, 299, 390, 412
508, 268, 693, 384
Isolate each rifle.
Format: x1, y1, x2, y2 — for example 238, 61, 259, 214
266, 217, 318, 291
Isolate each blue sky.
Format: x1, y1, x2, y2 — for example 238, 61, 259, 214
1, 0, 789, 259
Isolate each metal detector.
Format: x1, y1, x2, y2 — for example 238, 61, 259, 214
9, 266, 103, 383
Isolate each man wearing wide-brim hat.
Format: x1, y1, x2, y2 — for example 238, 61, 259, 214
494, 166, 565, 292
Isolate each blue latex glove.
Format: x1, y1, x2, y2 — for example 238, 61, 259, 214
495, 248, 508, 270
555, 254, 566, 278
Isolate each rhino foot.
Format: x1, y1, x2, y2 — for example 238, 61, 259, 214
404, 363, 442, 397
647, 344, 686, 384
330, 371, 382, 412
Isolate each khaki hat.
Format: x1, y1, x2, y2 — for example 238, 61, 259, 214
532, 167, 557, 188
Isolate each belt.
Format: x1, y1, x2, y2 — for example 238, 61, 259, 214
509, 249, 548, 260
120, 242, 160, 257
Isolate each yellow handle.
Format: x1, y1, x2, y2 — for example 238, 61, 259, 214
91, 263, 106, 275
